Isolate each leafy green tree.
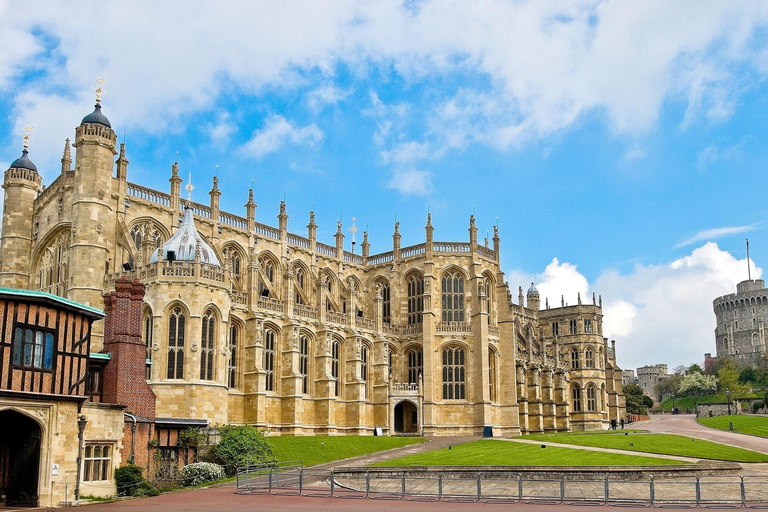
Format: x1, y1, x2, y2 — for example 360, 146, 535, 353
739, 367, 759, 385
212, 425, 276, 475
677, 372, 718, 397
688, 363, 703, 374
717, 360, 751, 398
623, 384, 648, 415
653, 374, 681, 402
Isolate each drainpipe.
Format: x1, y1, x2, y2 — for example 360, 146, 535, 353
75, 414, 87, 501
125, 413, 137, 464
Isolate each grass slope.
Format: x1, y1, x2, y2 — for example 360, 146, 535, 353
524, 431, 768, 462
697, 415, 768, 438
267, 436, 424, 467
373, 440, 683, 467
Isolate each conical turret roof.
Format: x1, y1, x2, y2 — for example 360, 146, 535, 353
10, 149, 37, 172
149, 208, 220, 266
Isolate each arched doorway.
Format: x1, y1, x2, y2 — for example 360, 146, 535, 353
394, 401, 418, 434
0, 410, 41, 507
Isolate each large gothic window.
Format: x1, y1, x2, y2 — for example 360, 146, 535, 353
586, 384, 597, 411
442, 346, 466, 400
331, 340, 340, 397
441, 271, 465, 322
167, 307, 185, 379
200, 310, 216, 381
407, 349, 423, 384
143, 307, 153, 380
572, 384, 582, 412
263, 330, 276, 392
407, 275, 424, 325
37, 231, 69, 297
489, 351, 497, 402
228, 324, 239, 388
259, 256, 275, 297
381, 281, 391, 324
300, 334, 310, 394
361, 343, 369, 400
585, 348, 595, 369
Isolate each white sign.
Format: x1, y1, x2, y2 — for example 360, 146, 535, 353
51, 463, 59, 476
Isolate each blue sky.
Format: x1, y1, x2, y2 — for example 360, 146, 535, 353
2, 0, 768, 370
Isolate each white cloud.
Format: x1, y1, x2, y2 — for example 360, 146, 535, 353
306, 85, 352, 113
4, 1, 767, 172
676, 225, 756, 248
509, 243, 760, 370
241, 115, 323, 158
207, 112, 235, 146
386, 168, 432, 196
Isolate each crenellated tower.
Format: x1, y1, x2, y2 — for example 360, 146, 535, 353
70, 89, 118, 350
0, 130, 43, 288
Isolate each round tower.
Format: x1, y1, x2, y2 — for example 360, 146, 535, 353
527, 280, 540, 311
0, 136, 43, 288
69, 93, 117, 351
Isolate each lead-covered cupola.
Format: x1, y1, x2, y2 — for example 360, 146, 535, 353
149, 207, 220, 266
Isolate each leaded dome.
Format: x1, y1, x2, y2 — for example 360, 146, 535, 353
149, 208, 220, 266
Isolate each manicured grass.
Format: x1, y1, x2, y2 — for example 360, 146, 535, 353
524, 431, 768, 462
267, 436, 425, 467
655, 394, 759, 413
697, 414, 768, 438
372, 440, 683, 467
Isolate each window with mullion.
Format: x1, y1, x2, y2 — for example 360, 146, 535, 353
200, 311, 215, 380
263, 330, 275, 391
442, 347, 466, 400
167, 308, 185, 379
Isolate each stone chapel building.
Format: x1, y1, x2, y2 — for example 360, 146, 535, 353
1, 96, 625, 438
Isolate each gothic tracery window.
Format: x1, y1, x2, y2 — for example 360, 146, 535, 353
407, 349, 423, 384
572, 384, 582, 412
586, 384, 597, 411
571, 348, 579, 369
228, 323, 239, 388
407, 275, 424, 325
361, 343, 369, 400
200, 310, 215, 381
167, 307, 185, 379
489, 350, 497, 402
441, 270, 465, 322
37, 231, 69, 297
331, 340, 340, 397
442, 346, 466, 400
264, 329, 276, 392
381, 281, 391, 324
300, 334, 310, 394
585, 348, 595, 369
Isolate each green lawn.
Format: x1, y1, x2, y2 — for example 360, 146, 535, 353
523, 431, 768, 462
697, 415, 768, 438
655, 394, 759, 413
373, 440, 683, 467
266, 436, 425, 467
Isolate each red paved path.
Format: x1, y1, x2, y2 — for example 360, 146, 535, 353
639, 414, 768, 454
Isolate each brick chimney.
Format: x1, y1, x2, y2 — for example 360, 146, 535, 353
101, 278, 156, 419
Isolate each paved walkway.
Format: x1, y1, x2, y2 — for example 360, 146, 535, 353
638, 414, 768, 453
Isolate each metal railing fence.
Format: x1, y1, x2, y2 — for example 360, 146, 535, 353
236, 465, 768, 508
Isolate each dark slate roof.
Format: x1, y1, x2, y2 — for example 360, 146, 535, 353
81, 103, 112, 128
9, 149, 37, 172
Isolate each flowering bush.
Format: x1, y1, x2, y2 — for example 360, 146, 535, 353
180, 462, 225, 487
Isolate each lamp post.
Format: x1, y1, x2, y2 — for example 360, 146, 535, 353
75, 414, 87, 501
727, 388, 731, 416
672, 393, 675, 414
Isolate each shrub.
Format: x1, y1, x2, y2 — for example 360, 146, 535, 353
180, 462, 225, 487
114, 464, 144, 496
753, 401, 764, 413
212, 425, 276, 474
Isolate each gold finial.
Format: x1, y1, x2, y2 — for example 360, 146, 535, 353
22, 125, 34, 150
93, 75, 107, 104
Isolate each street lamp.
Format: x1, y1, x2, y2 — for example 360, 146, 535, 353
672, 393, 675, 414
75, 414, 88, 501
727, 388, 731, 416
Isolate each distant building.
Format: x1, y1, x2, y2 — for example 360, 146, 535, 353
636, 364, 667, 396
712, 279, 768, 367
622, 369, 636, 386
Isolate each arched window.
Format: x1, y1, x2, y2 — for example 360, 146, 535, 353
228, 323, 238, 388
407, 275, 424, 325
381, 281, 391, 324
441, 270, 465, 322
489, 350, 497, 402
259, 256, 275, 296
442, 346, 466, 400
586, 385, 597, 411
264, 329, 276, 392
585, 348, 594, 369
331, 339, 340, 397
200, 310, 215, 381
572, 384, 581, 412
361, 343, 369, 400
37, 231, 70, 296
295, 267, 305, 305
484, 276, 493, 324
300, 334, 310, 394
571, 349, 579, 369
407, 349, 423, 384
231, 252, 241, 281
167, 307, 185, 379
143, 307, 153, 380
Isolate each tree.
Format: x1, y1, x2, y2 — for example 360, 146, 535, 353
212, 425, 276, 475
688, 363, 703, 375
717, 360, 751, 398
654, 374, 682, 402
623, 384, 648, 415
677, 372, 718, 397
